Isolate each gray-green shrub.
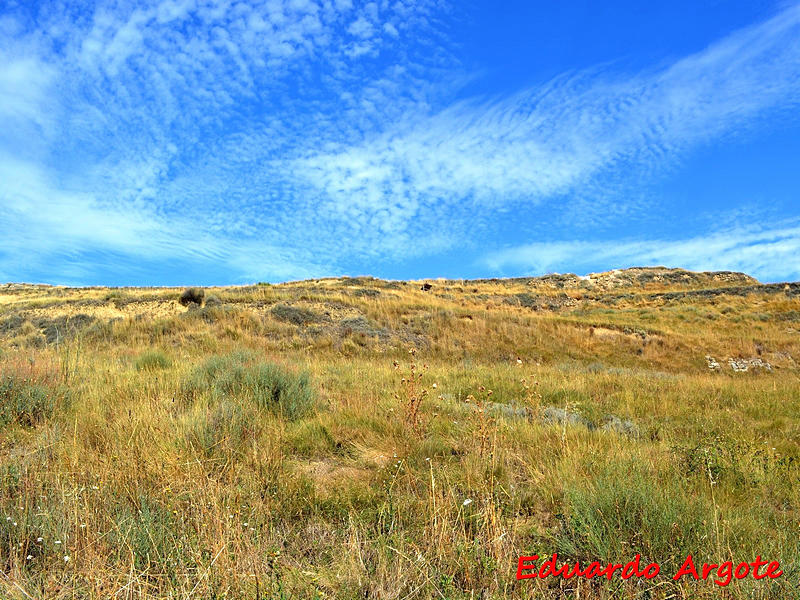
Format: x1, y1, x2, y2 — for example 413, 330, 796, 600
182, 351, 314, 420
0, 375, 67, 428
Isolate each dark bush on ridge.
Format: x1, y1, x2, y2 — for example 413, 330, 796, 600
179, 288, 205, 306
182, 351, 314, 420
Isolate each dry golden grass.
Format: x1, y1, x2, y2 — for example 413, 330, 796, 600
0, 270, 798, 599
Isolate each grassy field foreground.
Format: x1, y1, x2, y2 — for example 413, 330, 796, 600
0, 268, 798, 599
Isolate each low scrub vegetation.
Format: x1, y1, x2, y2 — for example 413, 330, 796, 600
270, 302, 324, 325
0, 272, 798, 598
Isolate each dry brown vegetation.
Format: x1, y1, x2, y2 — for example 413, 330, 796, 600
0, 268, 798, 599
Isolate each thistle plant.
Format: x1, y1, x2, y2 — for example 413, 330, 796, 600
393, 348, 429, 436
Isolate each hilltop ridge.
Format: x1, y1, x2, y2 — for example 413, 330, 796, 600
0, 266, 763, 293
413, 266, 759, 291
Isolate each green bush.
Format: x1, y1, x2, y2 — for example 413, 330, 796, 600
553, 461, 713, 573
134, 350, 171, 371
204, 294, 223, 307
0, 375, 66, 428
182, 351, 315, 420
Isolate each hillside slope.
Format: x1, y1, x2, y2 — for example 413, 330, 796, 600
0, 268, 798, 599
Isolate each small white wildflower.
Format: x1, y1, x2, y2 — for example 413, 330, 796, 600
55, 540, 62, 545
243, 523, 249, 527
432, 383, 437, 389
63, 555, 69, 562
462, 499, 473, 507
12, 521, 17, 526
37, 537, 43, 543
425, 457, 431, 462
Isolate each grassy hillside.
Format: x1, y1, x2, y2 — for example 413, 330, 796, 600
0, 268, 798, 599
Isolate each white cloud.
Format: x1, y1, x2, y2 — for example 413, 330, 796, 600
0, 153, 332, 283
383, 22, 398, 37
348, 16, 373, 37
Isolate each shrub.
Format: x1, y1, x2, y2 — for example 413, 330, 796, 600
181, 302, 231, 324
182, 352, 315, 420
504, 293, 540, 309
553, 461, 713, 573
0, 375, 66, 428
179, 287, 205, 306
134, 350, 171, 371
204, 294, 223, 307
104, 290, 131, 308
38, 314, 97, 343
271, 303, 323, 325
339, 316, 386, 339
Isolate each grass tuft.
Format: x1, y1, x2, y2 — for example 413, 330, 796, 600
134, 350, 171, 371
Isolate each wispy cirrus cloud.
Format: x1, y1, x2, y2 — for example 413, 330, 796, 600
0, 153, 331, 284
291, 3, 800, 233
0, 0, 453, 282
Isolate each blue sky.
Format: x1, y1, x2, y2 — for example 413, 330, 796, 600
1, 0, 799, 285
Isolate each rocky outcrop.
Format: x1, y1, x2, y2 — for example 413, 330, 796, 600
705, 355, 774, 373
728, 357, 773, 373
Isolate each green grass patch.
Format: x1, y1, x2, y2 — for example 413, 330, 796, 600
134, 350, 171, 371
